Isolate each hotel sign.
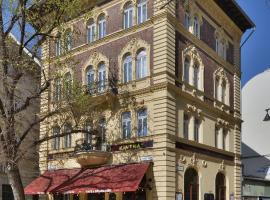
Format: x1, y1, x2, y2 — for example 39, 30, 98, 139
111, 140, 153, 152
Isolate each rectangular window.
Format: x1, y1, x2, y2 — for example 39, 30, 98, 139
122, 112, 131, 139
184, 12, 190, 30
2, 184, 14, 200
138, 109, 147, 137
223, 129, 228, 150
87, 24, 96, 43
54, 78, 62, 101
52, 127, 60, 150
183, 114, 189, 139
193, 65, 199, 88
63, 126, 72, 149
184, 60, 190, 83
215, 127, 218, 148
98, 19, 106, 39
194, 118, 200, 142
137, 0, 147, 24
124, 7, 133, 29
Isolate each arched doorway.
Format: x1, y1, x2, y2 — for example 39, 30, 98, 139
216, 172, 226, 200
184, 168, 199, 200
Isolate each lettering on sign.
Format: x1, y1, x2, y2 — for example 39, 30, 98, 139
111, 140, 153, 152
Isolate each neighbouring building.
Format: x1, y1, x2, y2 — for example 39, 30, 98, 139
24, 0, 254, 200
0, 35, 40, 200
242, 69, 270, 200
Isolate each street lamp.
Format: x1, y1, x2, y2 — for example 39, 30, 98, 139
263, 108, 270, 121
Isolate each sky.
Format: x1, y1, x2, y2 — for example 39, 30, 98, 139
237, 0, 270, 87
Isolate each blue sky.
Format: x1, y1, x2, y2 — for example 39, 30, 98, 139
237, 0, 270, 86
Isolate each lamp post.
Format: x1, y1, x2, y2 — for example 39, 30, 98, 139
263, 108, 270, 121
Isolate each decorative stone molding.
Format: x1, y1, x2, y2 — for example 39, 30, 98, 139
219, 160, 225, 171
202, 160, 207, 168
185, 103, 202, 118
118, 38, 150, 83
216, 118, 229, 128
182, 45, 204, 92
179, 155, 187, 164
120, 0, 136, 11
82, 51, 109, 85
190, 153, 198, 166
183, 0, 203, 25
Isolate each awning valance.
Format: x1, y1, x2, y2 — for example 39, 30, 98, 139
24, 162, 150, 195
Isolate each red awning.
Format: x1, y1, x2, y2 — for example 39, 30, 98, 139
25, 162, 150, 195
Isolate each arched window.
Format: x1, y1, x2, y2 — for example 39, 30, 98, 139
123, 2, 133, 29
193, 62, 199, 88
184, 10, 191, 30
184, 57, 190, 83
136, 49, 147, 79
64, 72, 72, 98
122, 111, 131, 139
63, 123, 72, 148
87, 19, 96, 43
64, 30, 72, 51
193, 16, 200, 38
137, 0, 147, 24
86, 66, 95, 94
98, 62, 106, 92
84, 120, 92, 144
216, 173, 226, 200
54, 78, 62, 101
55, 36, 62, 56
123, 54, 132, 83
98, 14, 106, 39
184, 168, 199, 200
52, 126, 60, 150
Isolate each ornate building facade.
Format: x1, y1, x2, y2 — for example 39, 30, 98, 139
24, 0, 254, 200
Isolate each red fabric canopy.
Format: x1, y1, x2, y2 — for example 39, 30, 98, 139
24, 162, 150, 195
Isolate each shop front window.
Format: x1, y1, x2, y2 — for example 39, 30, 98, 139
87, 193, 105, 200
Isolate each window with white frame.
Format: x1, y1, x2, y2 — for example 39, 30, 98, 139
84, 120, 92, 144
87, 20, 96, 43
86, 66, 95, 94
214, 70, 229, 105
193, 62, 199, 88
122, 112, 131, 139
184, 10, 191, 30
64, 30, 72, 51
216, 38, 227, 60
137, 0, 147, 24
52, 126, 60, 150
54, 78, 62, 101
194, 118, 200, 142
183, 114, 189, 139
137, 109, 147, 137
193, 16, 200, 38
98, 62, 106, 92
55, 37, 61, 56
63, 124, 72, 148
136, 49, 147, 79
98, 14, 106, 39
123, 54, 132, 83
64, 72, 72, 98
124, 3, 133, 29
184, 57, 190, 83
215, 126, 229, 150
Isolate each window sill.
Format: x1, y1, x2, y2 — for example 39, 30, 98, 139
182, 82, 204, 101
118, 76, 151, 92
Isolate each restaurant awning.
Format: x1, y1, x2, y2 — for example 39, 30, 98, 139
24, 162, 150, 195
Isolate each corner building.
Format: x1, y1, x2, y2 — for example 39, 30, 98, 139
25, 0, 254, 200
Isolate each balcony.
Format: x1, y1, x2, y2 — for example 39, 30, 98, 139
83, 80, 118, 107
74, 140, 112, 167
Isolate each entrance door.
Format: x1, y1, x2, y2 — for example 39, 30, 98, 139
215, 173, 226, 200
184, 168, 199, 200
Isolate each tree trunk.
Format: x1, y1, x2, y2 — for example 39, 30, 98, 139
7, 165, 25, 200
